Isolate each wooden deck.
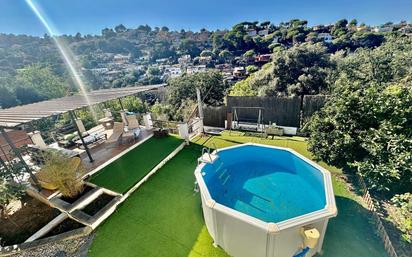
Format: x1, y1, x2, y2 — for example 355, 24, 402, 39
80, 128, 153, 172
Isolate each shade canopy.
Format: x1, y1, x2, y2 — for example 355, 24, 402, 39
0, 84, 165, 128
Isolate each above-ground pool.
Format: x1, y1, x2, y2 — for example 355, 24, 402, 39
195, 143, 337, 257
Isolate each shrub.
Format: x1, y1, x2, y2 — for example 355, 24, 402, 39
308, 38, 412, 193
389, 193, 412, 243
0, 178, 24, 217
41, 153, 86, 198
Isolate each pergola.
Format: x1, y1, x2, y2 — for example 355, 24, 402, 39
0, 84, 165, 188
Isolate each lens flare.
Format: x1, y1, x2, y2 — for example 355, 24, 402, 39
25, 0, 98, 121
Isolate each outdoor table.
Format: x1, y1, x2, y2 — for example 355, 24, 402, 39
99, 117, 115, 130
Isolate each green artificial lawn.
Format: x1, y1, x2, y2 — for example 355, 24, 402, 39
89, 135, 183, 193
89, 131, 388, 257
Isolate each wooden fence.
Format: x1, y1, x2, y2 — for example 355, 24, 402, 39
203, 106, 227, 127
202, 95, 328, 128
356, 174, 399, 257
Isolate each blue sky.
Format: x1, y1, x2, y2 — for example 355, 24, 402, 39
1, 0, 412, 36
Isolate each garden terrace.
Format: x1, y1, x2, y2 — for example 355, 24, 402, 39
89, 135, 183, 193
88, 131, 389, 257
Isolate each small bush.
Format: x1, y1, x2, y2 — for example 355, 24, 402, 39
41, 153, 86, 198
390, 193, 412, 243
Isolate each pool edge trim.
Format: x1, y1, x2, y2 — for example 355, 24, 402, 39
194, 142, 337, 233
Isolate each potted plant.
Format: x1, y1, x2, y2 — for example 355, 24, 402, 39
38, 152, 86, 198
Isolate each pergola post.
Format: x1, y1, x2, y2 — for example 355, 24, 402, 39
196, 88, 205, 134
118, 98, 125, 110
0, 127, 41, 190
69, 111, 94, 163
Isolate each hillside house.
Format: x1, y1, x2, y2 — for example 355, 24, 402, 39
178, 55, 191, 66
318, 33, 333, 43
165, 66, 182, 78
113, 54, 130, 64
373, 25, 393, 33
187, 65, 206, 74
233, 67, 246, 78
258, 29, 269, 37
255, 54, 271, 63
198, 56, 213, 65
247, 30, 257, 37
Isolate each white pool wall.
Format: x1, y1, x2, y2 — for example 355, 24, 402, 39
195, 143, 337, 257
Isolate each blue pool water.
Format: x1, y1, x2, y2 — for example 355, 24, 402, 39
202, 145, 326, 223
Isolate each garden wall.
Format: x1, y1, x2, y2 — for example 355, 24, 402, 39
203, 95, 328, 128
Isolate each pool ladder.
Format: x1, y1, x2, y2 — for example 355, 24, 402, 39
198, 143, 219, 165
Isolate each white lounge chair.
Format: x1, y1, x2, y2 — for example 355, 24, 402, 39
106, 122, 124, 147
126, 114, 139, 130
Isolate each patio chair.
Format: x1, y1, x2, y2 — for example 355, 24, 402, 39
126, 114, 139, 130
105, 122, 124, 147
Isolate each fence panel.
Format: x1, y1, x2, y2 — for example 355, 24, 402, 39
227, 96, 301, 127
203, 106, 227, 127
302, 95, 328, 119
201, 96, 328, 129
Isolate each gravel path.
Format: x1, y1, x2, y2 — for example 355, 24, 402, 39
5, 234, 94, 257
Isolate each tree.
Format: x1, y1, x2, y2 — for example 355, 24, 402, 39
167, 71, 228, 120
218, 49, 233, 61
349, 19, 358, 27
102, 28, 116, 38
352, 32, 385, 48
246, 65, 258, 74
0, 86, 17, 108
232, 43, 332, 98
147, 66, 161, 76
332, 19, 348, 37
16, 64, 67, 100
243, 49, 255, 57
15, 86, 44, 105
260, 21, 271, 28
178, 39, 201, 57
0, 178, 24, 217
40, 153, 86, 198
114, 24, 127, 33
307, 37, 412, 193
200, 50, 214, 57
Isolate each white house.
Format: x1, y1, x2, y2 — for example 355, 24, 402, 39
113, 54, 130, 64
247, 30, 257, 37
178, 55, 191, 65
373, 26, 393, 33
258, 29, 269, 37
165, 67, 182, 78
318, 33, 333, 43
187, 65, 207, 74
